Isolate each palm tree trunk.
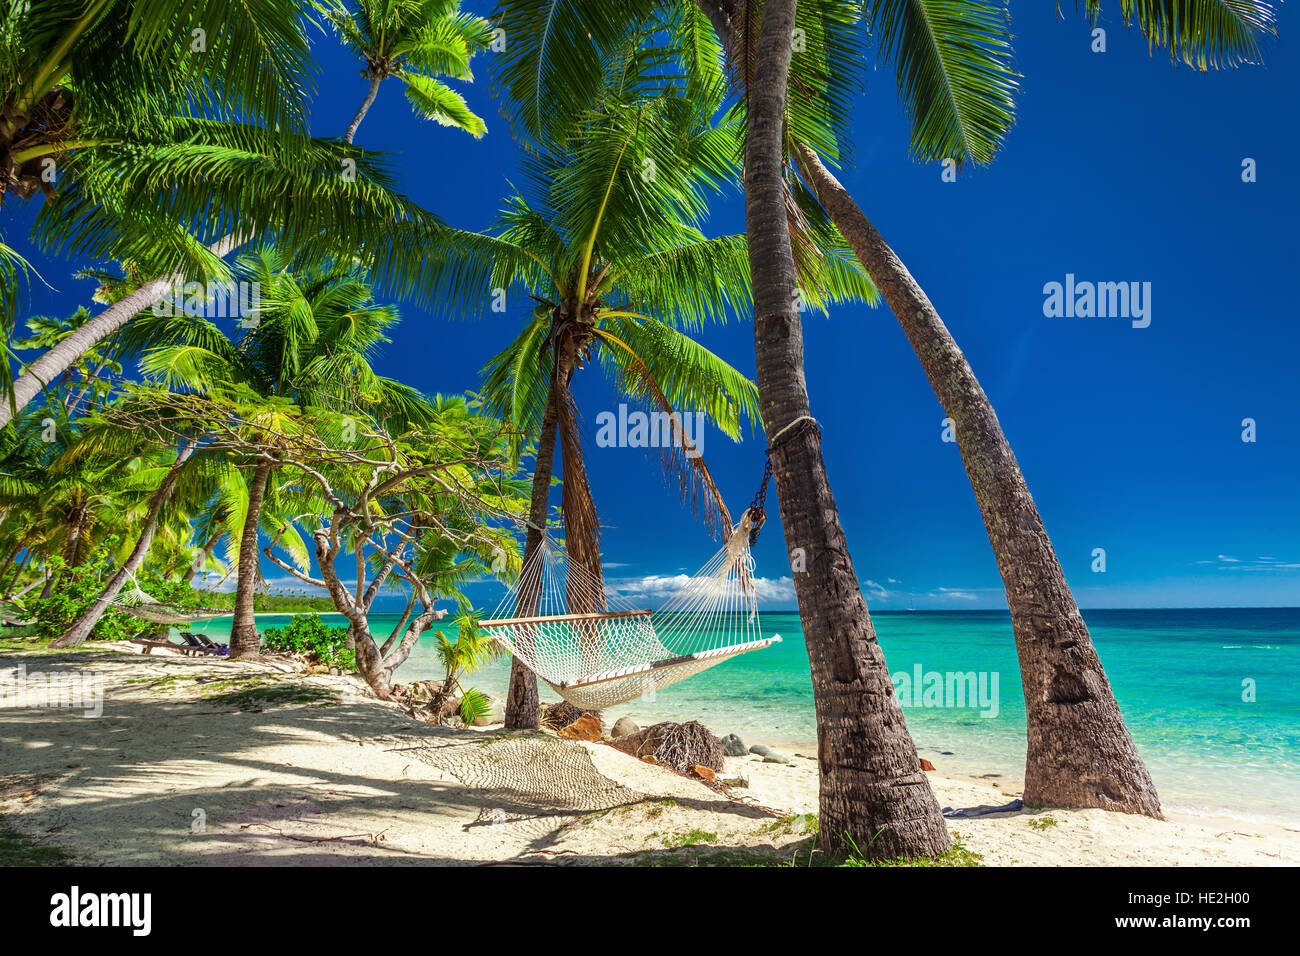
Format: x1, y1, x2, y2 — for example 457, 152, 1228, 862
0, 235, 240, 430
504, 378, 562, 729
182, 526, 223, 583
3, 546, 32, 599
794, 144, 1161, 817
13, 572, 45, 601
60, 512, 84, 568
0, 545, 19, 589
67, 516, 88, 570
230, 459, 273, 659
344, 75, 383, 145
52, 438, 199, 648
43, 510, 86, 597
63, 355, 110, 418
745, 0, 951, 860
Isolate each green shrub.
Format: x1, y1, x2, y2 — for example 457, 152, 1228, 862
261, 613, 355, 670
30, 549, 195, 642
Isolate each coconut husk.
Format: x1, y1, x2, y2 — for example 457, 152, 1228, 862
540, 700, 600, 731
610, 721, 723, 773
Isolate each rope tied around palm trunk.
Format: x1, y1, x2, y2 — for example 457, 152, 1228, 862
746, 415, 822, 545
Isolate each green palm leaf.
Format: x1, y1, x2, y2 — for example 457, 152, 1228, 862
1071, 1, 1277, 69
867, 0, 1020, 166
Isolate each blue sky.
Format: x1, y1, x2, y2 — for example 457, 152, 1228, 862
9, 3, 1300, 610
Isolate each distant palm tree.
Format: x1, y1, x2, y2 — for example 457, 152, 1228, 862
0, 0, 438, 428
134, 247, 435, 657
324, 0, 493, 143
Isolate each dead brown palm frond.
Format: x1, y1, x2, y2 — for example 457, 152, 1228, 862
591, 327, 732, 541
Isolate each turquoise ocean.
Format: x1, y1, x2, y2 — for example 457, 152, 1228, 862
185, 607, 1300, 825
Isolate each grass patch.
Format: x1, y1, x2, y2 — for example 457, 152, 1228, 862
838, 834, 984, 867
635, 844, 794, 867
759, 812, 819, 837
662, 828, 718, 849
0, 636, 64, 653
1028, 816, 1058, 831
630, 831, 984, 868
0, 817, 71, 866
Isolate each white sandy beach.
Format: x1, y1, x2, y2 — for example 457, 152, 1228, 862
2, 643, 1297, 866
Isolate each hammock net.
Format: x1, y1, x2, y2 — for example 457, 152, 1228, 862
111, 582, 232, 626
483, 511, 780, 709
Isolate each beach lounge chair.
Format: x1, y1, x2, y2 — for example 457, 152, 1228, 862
182, 633, 229, 655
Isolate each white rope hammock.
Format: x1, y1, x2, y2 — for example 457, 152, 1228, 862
111, 579, 233, 626
483, 510, 781, 709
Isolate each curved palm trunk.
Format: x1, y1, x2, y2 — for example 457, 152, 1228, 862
0, 235, 240, 430
746, 0, 950, 860
42, 509, 87, 598
795, 145, 1161, 817
344, 75, 383, 145
52, 438, 199, 648
182, 525, 223, 583
3, 546, 32, 599
0, 545, 19, 589
504, 379, 561, 729
60, 511, 85, 568
230, 459, 273, 659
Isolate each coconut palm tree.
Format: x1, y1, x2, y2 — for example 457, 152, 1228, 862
129, 247, 437, 657
489, 0, 951, 858
705, 0, 1274, 821
47, 391, 258, 647
490, 0, 1278, 849
0, 0, 440, 427
324, 0, 493, 143
9, 308, 124, 418
414, 52, 873, 726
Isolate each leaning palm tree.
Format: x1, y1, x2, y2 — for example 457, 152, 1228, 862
0, 0, 440, 427
129, 247, 437, 658
9, 308, 124, 418
715, 0, 1276, 821
48, 395, 254, 647
324, 0, 493, 143
491, 0, 1279, 849
416, 55, 872, 727
490, 0, 953, 859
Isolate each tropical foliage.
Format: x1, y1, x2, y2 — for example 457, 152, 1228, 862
261, 613, 356, 670
0, 0, 1282, 865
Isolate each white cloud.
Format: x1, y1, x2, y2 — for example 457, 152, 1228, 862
863, 579, 891, 600
606, 573, 796, 607
1200, 555, 1300, 573
934, 587, 979, 601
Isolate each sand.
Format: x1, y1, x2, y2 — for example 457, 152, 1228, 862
2, 642, 1297, 866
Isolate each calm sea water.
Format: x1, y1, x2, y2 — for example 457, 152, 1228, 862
187, 607, 1300, 824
